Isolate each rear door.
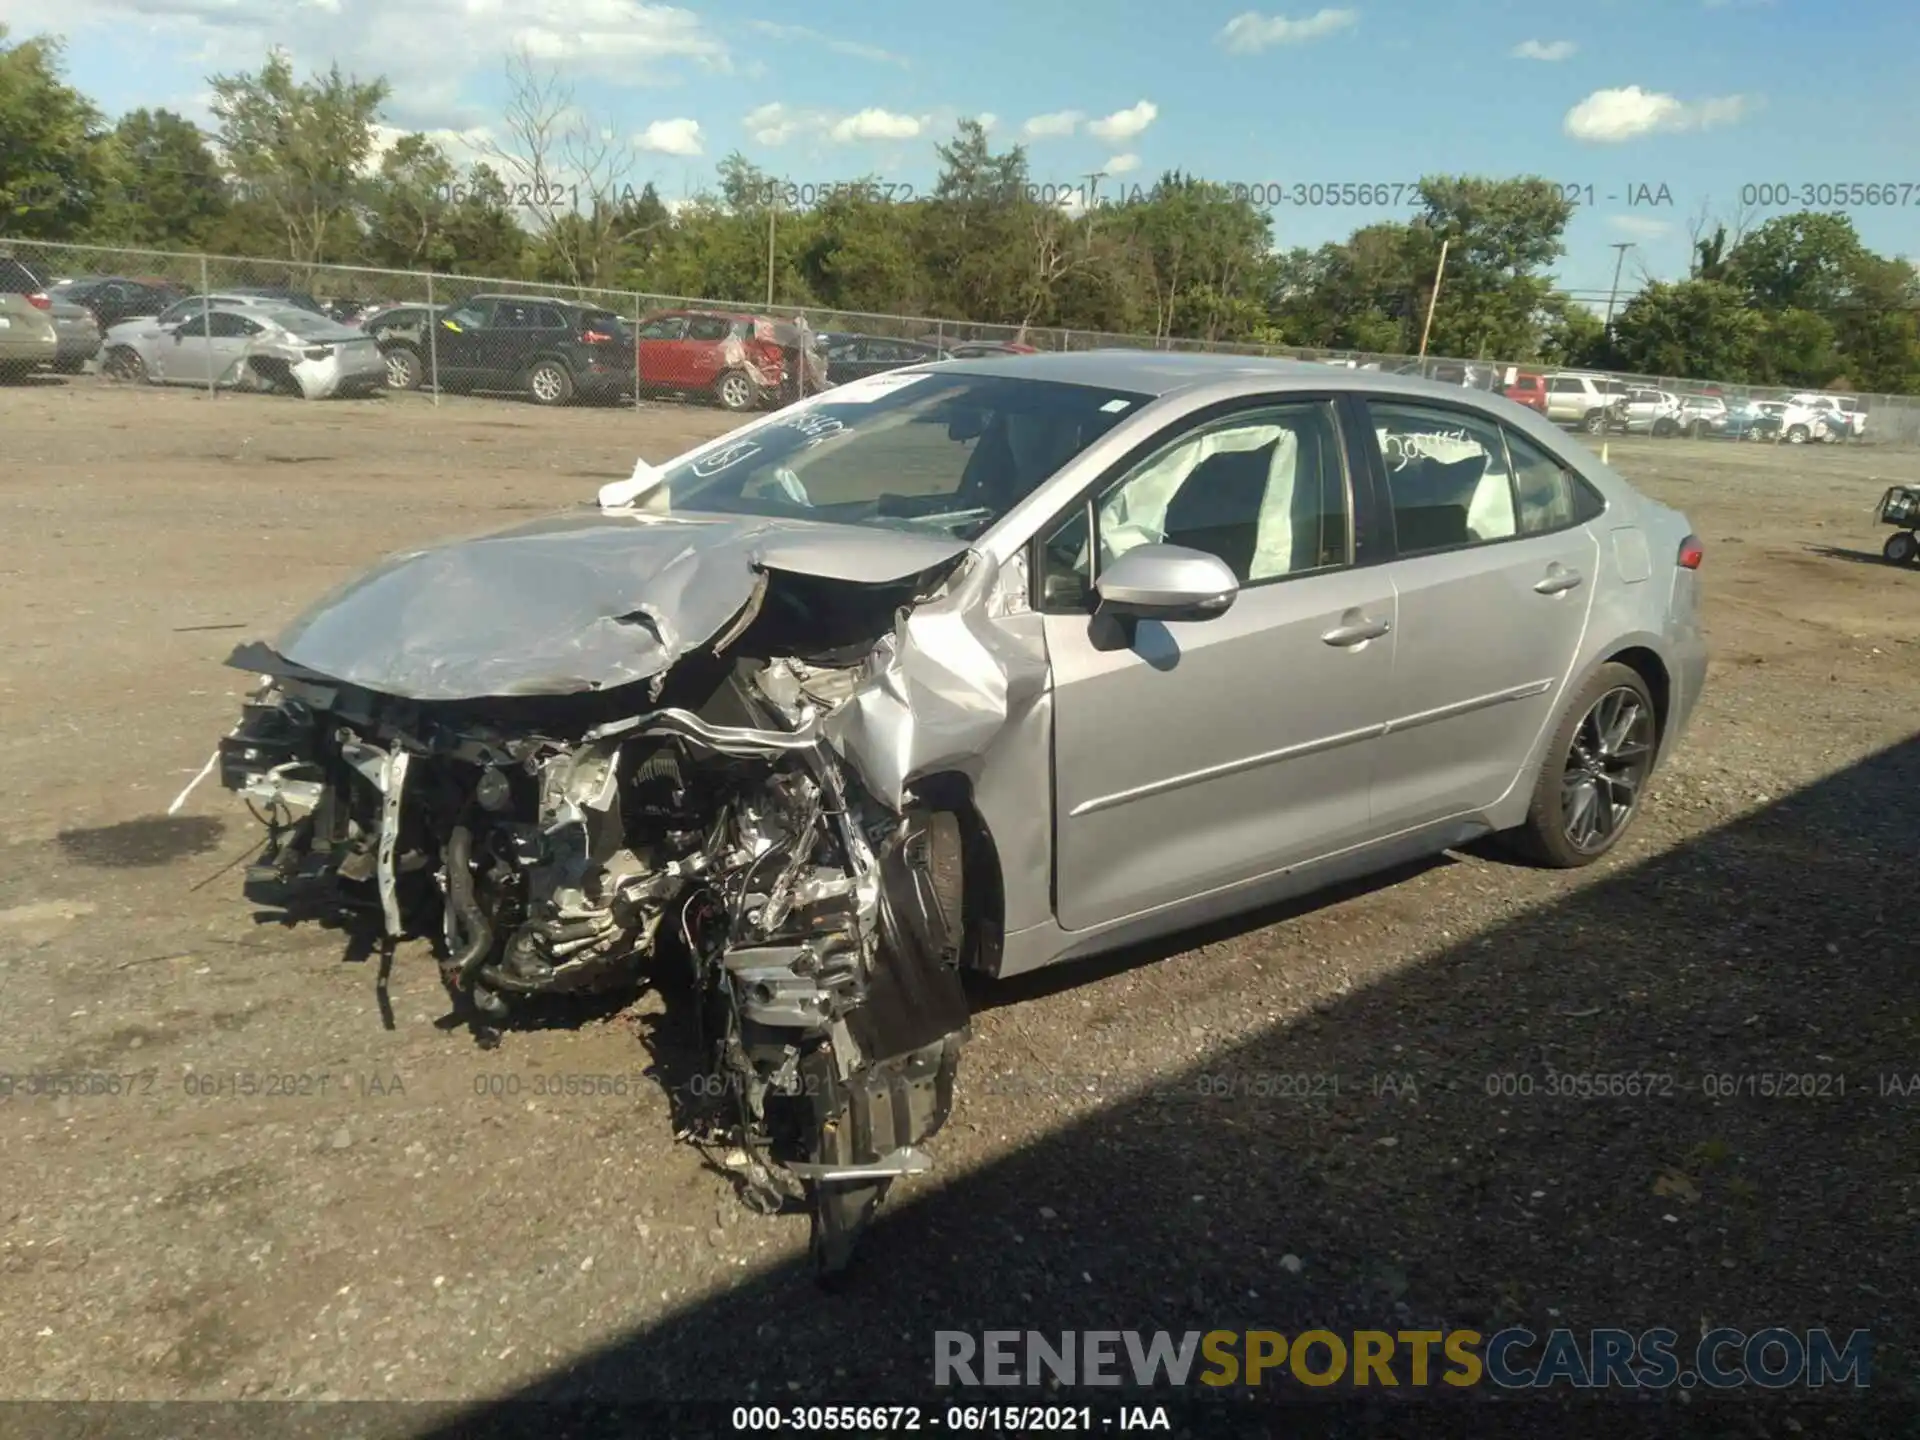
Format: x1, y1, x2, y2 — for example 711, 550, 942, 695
1359, 399, 1603, 829
680, 314, 736, 388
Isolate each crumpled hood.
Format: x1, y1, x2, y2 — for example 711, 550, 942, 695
252, 510, 970, 701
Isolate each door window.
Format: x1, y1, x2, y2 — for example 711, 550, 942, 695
442, 301, 491, 329
1369, 401, 1518, 555
685, 315, 732, 342
205, 311, 259, 338
1040, 402, 1350, 610
171, 313, 210, 337
635, 315, 687, 340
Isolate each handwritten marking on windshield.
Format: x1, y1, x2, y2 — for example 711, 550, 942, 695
775, 412, 848, 449
692, 441, 762, 477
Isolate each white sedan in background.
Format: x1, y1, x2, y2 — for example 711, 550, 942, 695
100, 303, 386, 399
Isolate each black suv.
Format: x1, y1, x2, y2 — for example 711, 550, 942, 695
51, 275, 191, 330
406, 294, 636, 405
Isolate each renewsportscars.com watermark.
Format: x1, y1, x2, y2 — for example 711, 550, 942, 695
934, 1328, 1871, 1390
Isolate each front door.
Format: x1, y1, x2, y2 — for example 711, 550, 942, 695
1359, 400, 1602, 829
430, 299, 494, 385
1041, 399, 1396, 932
634, 314, 688, 386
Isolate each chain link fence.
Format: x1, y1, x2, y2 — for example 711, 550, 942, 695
10, 237, 1919, 445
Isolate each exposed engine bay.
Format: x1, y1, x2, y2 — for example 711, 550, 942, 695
208, 533, 1030, 1276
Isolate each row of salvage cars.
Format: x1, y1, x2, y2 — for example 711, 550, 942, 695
189, 349, 1709, 1278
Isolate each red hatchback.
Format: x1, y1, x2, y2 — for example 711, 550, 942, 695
634, 309, 825, 411
1503, 369, 1549, 414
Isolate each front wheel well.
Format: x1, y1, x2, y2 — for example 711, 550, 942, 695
1602, 645, 1671, 744
904, 771, 1004, 975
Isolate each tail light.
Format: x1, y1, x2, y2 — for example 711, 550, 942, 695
582, 329, 616, 344
26, 292, 51, 310
1677, 535, 1703, 570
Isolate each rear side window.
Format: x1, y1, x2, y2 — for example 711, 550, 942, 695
1504, 427, 1602, 533
0, 258, 45, 292
686, 316, 731, 341
1547, 377, 1582, 394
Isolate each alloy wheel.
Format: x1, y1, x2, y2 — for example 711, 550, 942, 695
720, 372, 751, 409
1561, 686, 1655, 855
530, 364, 564, 402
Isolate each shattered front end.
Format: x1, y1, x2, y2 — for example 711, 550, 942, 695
207, 525, 1030, 1277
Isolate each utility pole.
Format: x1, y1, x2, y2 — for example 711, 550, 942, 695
1603, 242, 1634, 327
1417, 238, 1450, 359
766, 183, 779, 308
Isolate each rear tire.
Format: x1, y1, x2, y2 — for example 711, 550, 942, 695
1582, 409, 1607, 435
1504, 663, 1659, 869
525, 358, 573, 406
1885, 530, 1919, 566
714, 368, 755, 411
1786, 424, 1809, 444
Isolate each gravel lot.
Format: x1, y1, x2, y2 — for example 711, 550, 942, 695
2, 377, 1917, 1428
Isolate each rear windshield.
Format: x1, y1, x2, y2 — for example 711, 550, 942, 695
0, 257, 44, 293
581, 309, 627, 335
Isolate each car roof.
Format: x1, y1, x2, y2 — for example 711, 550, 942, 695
927, 349, 1601, 412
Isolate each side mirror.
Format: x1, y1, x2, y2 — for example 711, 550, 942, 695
946, 409, 988, 442
1094, 544, 1239, 623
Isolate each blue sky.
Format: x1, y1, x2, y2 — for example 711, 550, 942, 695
9, 0, 1916, 298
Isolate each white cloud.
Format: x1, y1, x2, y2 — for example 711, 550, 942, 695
1564, 85, 1750, 141
1608, 214, 1674, 239
743, 101, 814, 145
1218, 7, 1357, 53
745, 20, 908, 66
633, 117, 702, 155
1088, 100, 1157, 142
741, 102, 920, 146
1511, 38, 1575, 60
1022, 110, 1084, 138
828, 107, 921, 142
1105, 152, 1140, 174
366, 121, 497, 175
976, 112, 997, 133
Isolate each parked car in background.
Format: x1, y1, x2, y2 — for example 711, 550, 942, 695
0, 285, 59, 378
148, 293, 298, 327
1679, 394, 1729, 436
1, 255, 101, 373
50, 275, 191, 331
100, 302, 387, 398
1788, 393, 1865, 440
1502, 370, 1548, 415
820, 332, 948, 384
943, 340, 1039, 357
422, 294, 636, 405
1617, 388, 1688, 437
361, 304, 448, 390
1771, 399, 1837, 445
633, 309, 825, 410
1721, 401, 1785, 441
1544, 373, 1628, 433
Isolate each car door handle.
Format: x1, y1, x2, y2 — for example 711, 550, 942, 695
1321, 614, 1391, 647
1534, 567, 1584, 595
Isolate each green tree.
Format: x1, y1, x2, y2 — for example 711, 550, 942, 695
1415, 176, 1573, 359
1608, 280, 1764, 379
207, 47, 389, 264
0, 27, 112, 238
95, 108, 228, 246
1729, 212, 1864, 313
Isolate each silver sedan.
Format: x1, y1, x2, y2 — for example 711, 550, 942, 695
101, 303, 386, 398
206, 352, 1707, 1273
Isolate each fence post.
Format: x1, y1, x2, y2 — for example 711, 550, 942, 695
426, 271, 439, 407
632, 291, 642, 410
200, 253, 214, 398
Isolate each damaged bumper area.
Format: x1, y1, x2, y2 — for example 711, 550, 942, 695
230, 333, 388, 399
212, 515, 1017, 1275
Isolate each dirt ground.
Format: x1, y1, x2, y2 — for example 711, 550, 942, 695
2, 377, 1917, 1423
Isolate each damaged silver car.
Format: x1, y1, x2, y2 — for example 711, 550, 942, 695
102, 302, 387, 398
205, 354, 1707, 1274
